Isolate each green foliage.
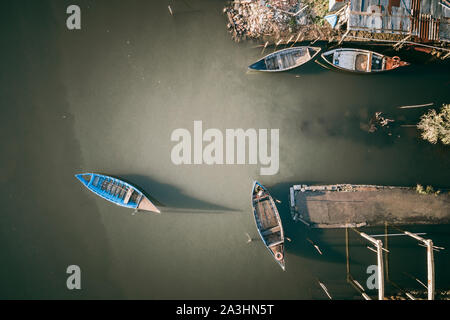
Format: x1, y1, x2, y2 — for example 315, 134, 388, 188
417, 104, 450, 145
416, 184, 441, 196
289, 17, 296, 27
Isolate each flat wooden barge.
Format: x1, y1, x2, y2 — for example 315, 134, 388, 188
289, 184, 450, 228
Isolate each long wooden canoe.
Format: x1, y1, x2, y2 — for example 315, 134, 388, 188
249, 46, 321, 72
75, 173, 160, 213
321, 48, 409, 73
251, 181, 285, 270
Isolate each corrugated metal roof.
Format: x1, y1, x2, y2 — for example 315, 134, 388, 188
346, 0, 449, 41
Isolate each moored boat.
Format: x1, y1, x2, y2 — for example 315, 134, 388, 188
75, 173, 160, 213
321, 48, 410, 73
249, 46, 321, 72
251, 181, 285, 270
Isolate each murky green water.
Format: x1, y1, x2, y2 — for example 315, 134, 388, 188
1, 0, 449, 299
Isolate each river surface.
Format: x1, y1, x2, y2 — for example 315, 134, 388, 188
1, 0, 449, 299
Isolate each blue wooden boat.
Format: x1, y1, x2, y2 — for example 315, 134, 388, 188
251, 181, 285, 270
75, 173, 160, 213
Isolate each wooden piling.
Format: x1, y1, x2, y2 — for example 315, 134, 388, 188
384, 222, 390, 282
290, 33, 301, 47
318, 281, 333, 300
398, 103, 433, 109
352, 229, 385, 300
261, 41, 269, 55
427, 240, 435, 300
376, 239, 385, 300
338, 30, 350, 45
396, 227, 436, 300
345, 227, 350, 278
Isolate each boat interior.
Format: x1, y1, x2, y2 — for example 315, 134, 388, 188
252, 187, 283, 245
329, 50, 385, 72
91, 175, 139, 205
265, 48, 314, 70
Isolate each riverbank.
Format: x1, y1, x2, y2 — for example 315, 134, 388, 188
224, 0, 450, 58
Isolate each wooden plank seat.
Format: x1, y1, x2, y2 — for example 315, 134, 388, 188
261, 225, 281, 236
123, 188, 134, 204
268, 240, 284, 247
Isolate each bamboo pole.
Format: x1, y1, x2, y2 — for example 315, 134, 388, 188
290, 32, 302, 47
398, 103, 434, 109
318, 281, 333, 299
393, 35, 412, 49
427, 240, 435, 300
385, 222, 389, 282
293, 5, 309, 16
376, 239, 385, 300
274, 39, 283, 52
346, 227, 350, 278
395, 227, 436, 299
310, 36, 321, 45
261, 41, 269, 55
284, 35, 294, 47
307, 237, 323, 255
352, 229, 385, 300
314, 59, 331, 69
338, 30, 350, 45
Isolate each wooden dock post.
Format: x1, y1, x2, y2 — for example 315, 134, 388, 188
261, 41, 269, 55
274, 39, 283, 52
396, 228, 436, 300
426, 239, 435, 300
352, 229, 385, 300
384, 222, 389, 282
345, 227, 350, 279
376, 239, 385, 300
285, 35, 294, 47
290, 33, 302, 47
346, 227, 374, 300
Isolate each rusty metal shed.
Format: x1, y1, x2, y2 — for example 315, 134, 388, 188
346, 0, 450, 41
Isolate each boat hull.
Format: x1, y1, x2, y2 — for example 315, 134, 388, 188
251, 181, 285, 270
321, 48, 409, 73
75, 173, 160, 213
249, 46, 321, 72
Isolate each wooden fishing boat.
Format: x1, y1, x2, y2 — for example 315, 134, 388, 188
248, 46, 321, 72
321, 48, 410, 73
251, 181, 285, 270
75, 173, 160, 213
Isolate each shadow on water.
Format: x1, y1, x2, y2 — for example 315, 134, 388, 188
0, 1, 123, 299
256, 181, 353, 265
117, 174, 238, 213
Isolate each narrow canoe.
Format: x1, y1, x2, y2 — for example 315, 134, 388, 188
251, 181, 285, 270
321, 48, 410, 73
249, 46, 321, 72
75, 173, 160, 213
